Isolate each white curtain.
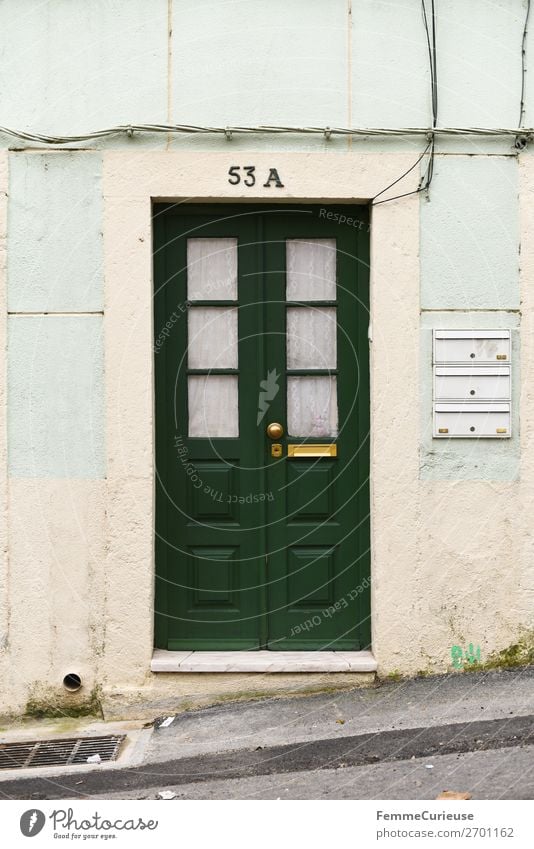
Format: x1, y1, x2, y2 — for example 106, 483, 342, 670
187, 238, 238, 300
187, 239, 239, 437
286, 239, 336, 301
188, 375, 238, 437
287, 377, 338, 437
287, 307, 337, 369
188, 307, 238, 369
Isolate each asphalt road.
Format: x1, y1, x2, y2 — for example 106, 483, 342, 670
0, 713, 532, 800
108, 745, 534, 800
1, 667, 532, 800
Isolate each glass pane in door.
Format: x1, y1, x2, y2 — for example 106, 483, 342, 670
287, 376, 338, 436
188, 375, 238, 437
286, 307, 337, 369
286, 239, 336, 301
187, 238, 238, 300
188, 307, 238, 369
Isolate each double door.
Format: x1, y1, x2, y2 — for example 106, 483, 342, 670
154, 204, 370, 650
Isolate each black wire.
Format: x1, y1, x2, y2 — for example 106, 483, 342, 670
422, 0, 437, 126
371, 0, 437, 206
372, 188, 426, 207
421, 0, 437, 188
519, 0, 531, 127
372, 140, 432, 204
431, 0, 438, 127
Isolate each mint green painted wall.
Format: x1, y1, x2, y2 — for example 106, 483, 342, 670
0, 0, 528, 482
351, 0, 429, 128
0, 0, 168, 139
419, 312, 520, 481
8, 316, 105, 478
419, 154, 520, 480
7, 153, 106, 478
172, 0, 348, 128
0, 0, 530, 149
437, 0, 524, 128
0, 0, 527, 145
8, 153, 103, 312
420, 156, 519, 310
168, 0, 351, 154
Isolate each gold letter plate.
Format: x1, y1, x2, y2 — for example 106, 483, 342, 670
287, 444, 337, 458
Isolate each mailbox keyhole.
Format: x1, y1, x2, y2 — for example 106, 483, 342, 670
470, 426, 476, 432
470, 389, 475, 395
470, 352, 476, 359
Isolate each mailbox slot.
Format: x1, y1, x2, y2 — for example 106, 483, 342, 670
434, 329, 510, 364
434, 365, 511, 402
432, 329, 513, 438
434, 403, 511, 438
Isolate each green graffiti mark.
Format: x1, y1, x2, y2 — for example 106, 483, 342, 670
451, 644, 481, 669
451, 645, 463, 669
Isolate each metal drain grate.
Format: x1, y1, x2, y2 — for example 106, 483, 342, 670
0, 734, 125, 770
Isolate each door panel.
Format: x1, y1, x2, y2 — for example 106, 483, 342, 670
155, 214, 265, 649
154, 205, 370, 651
261, 213, 369, 649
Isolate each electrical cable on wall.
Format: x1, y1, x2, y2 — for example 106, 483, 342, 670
372, 0, 438, 206
516, 0, 531, 149
3, 124, 534, 145
371, 140, 432, 206
0, 0, 531, 190
1, 124, 534, 145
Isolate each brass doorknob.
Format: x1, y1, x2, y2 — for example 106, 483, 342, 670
266, 422, 284, 439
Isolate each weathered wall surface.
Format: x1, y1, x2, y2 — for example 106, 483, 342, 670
0, 0, 533, 714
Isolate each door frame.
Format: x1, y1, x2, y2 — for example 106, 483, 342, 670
101, 150, 420, 684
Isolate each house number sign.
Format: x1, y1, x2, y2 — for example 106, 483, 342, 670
227, 165, 284, 188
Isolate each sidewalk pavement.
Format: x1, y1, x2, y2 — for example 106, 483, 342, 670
0, 666, 532, 800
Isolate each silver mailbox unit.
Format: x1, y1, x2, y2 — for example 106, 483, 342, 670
433, 330, 511, 438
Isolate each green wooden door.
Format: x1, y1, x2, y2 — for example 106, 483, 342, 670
154, 204, 370, 651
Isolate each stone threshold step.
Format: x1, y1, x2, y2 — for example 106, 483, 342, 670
151, 649, 377, 673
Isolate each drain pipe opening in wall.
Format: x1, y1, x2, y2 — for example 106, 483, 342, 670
62, 673, 82, 692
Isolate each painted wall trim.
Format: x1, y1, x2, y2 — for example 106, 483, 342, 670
101, 150, 420, 688
0, 151, 8, 693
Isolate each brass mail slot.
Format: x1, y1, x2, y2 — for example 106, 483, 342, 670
287, 443, 337, 458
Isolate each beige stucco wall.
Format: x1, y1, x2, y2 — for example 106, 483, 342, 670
0, 0, 532, 721
1, 148, 533, 717
97, 150, 531, 708
100, 150, 421, 707
0, 150, 9, 710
